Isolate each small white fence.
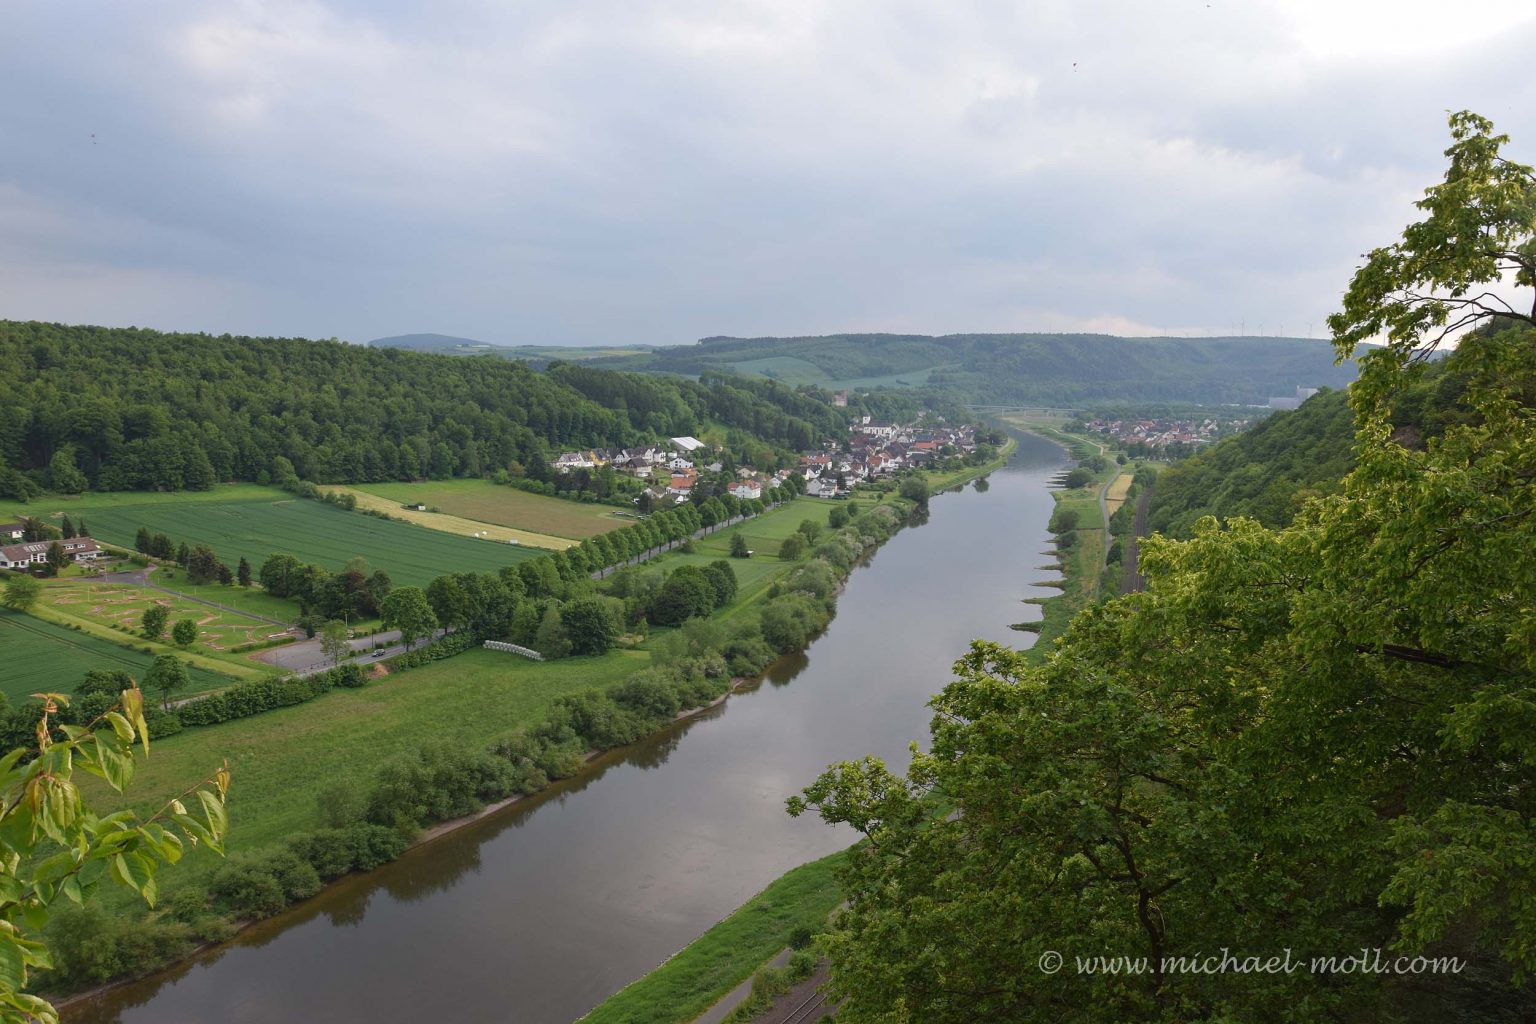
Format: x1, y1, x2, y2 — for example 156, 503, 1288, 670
483, 640, 544, 661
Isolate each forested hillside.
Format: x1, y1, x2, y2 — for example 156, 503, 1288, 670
1146, 348, 1481, 537
590, 332, 1358, 405
791, 111, 1536, 1024
0, 323, 845, 499
371, 329, 1357, 406
1146, 389, 1356, 536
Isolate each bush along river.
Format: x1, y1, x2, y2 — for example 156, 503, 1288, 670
67, 430, 1069, 1024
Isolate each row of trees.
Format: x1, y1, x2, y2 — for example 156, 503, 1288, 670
133, 528, 249, 586
258, 555, 392, 623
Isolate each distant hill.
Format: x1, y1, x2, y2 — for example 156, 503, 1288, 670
367, 333, 653, 368
370, 330, 1357, 407
366, 333, 497, 353
0, 322, 846, 499
583, 333, 1359, 407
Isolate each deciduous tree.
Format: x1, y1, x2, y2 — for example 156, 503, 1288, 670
2, 575, 40, 612
380, 587, 437, 649
170, 618, 198, 648
140, 604, 168, 641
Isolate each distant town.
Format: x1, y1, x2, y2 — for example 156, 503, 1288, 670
551, 417, 981, 503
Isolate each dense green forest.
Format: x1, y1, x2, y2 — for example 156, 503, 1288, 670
1146, 389, 1357, 535
0, 323, 849, 499
1146, 347, 1483, 537
791, 112, 1536, 1023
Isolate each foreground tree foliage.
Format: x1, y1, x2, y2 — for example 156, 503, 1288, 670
791, 112, 1536, 1022
0, 688, 229, 1022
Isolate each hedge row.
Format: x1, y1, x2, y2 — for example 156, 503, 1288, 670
379, 628, 482, 671
176, 663, 366, 727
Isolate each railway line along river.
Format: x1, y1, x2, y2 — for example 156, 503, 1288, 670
68, 430, 1069, 1024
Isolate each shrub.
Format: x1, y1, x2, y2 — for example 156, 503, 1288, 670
316, 780, 366, 828
365, 744, 518, 831
759, 593, 830, 653
346, 823, 411, 871
612, 676, 683, 721
211, 860, 288, 919
288, 829, 358, 881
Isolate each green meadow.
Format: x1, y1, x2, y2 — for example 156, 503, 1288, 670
6, 485, 545, 587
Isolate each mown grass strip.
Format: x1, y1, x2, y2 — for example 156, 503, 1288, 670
578, 851, 847, 1024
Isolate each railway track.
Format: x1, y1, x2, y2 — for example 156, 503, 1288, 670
780, 987, 828, 1024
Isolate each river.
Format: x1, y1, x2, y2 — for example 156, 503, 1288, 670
67, 430, 1068, 1024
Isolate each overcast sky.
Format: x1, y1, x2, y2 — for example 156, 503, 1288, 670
3, 1, 1534, 347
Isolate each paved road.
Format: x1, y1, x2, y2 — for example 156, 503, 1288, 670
252, 628, 449, 676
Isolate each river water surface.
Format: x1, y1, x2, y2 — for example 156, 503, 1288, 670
69, 430, 1068, 1024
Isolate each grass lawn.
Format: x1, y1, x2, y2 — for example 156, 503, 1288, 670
0, 609, 231, 703
329, 486, 576, 550
11, 486, 546, 588
579, 851, 848, 1024
141, 567, 304, 620
83, 647, 651, 895
1000, 419, 1121, 653
37, 580, 289, 659
349, 479, 630, 540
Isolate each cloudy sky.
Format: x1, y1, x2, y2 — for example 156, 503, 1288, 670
3, 1, 1534, 347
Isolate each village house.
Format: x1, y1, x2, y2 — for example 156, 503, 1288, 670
0, 537, 102, 570
0, 522, 24, 541
728, 480, 762, 501
552, 451, 598, 471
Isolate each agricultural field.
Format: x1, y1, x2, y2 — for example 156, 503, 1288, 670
330, 486, 577, 549
9, 486, 546, 587
350, 479, 631, 540
1105, 471, 1134, 516
0, 609, 229, 702
83, 647, 650, 895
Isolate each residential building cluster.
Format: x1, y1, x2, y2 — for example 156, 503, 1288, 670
549, 420, 979, 504
1080, 416, 1249, 450
797, 418, 978, 498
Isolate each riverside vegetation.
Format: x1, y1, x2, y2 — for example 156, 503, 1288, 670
32, 484, 942, 1005
784, 112, 1536, 1023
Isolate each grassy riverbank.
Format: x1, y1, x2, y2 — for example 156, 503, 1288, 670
1000, 416, 1121, 653
578, 851, 848, 1024
48, 452, 1007, 998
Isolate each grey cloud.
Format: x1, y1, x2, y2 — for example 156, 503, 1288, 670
2, 1, 1533, 345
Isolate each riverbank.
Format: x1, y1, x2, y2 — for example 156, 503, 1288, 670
577, 852, 846, 1024
994, 417, 1126, 654
54, 454, 1008, 1016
